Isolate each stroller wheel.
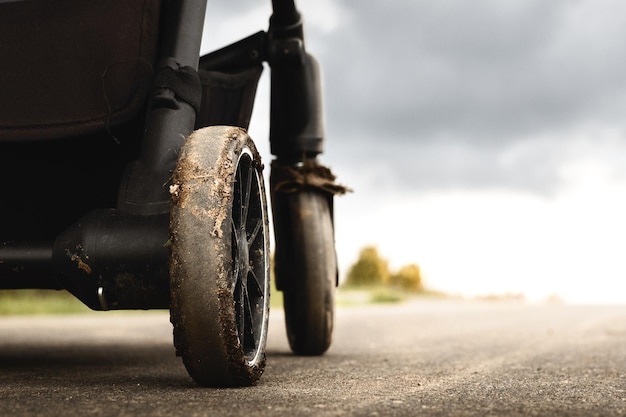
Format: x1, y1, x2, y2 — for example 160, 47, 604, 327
169, 126, 270, 387
273, 190, 336, 356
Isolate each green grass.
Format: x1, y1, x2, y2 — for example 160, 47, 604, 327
336, 286, 406, 306
336, 285, 452, 306
368, 288, 406, 304
0, 289, 92, 315
0, 283, 284, 316
0, 283, 447, 316
269, 277, 284, 309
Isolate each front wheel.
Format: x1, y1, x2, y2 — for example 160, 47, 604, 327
272, 188, 337, 356
169, 126, 270, 387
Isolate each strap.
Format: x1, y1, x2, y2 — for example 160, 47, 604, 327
153, 66, 202, 114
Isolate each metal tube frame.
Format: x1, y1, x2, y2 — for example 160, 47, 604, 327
117, 0, 207, 215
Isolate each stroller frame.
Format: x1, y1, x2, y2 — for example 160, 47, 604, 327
0, 0, 344, 386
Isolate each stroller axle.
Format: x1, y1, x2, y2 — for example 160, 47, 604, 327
1, 210, 171, 311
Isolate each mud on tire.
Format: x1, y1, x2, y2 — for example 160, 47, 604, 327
169, 126, 270, 387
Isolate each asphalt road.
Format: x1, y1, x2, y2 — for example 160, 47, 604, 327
0, 299, 625, 416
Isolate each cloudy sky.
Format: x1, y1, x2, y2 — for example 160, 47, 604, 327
201, 0, 626, 304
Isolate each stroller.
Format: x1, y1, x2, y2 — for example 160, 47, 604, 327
0, 0, 347, 387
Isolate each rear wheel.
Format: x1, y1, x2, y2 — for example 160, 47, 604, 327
272, 189, 337, 355
169, 126, 270, 387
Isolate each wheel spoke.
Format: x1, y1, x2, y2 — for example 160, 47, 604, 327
237, 282, 247, 343
247, 218, 262, 246
248, 269, 264, 298
243, 281, 255, 348
237, 165, 244, 228
242, 164, 253, 226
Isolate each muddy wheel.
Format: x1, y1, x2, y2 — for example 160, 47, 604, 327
273, 189, 336, 356
169, 126, 270, 387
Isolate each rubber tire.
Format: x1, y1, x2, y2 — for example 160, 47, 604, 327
273, 190, 337, 356
169, 126, 270, 387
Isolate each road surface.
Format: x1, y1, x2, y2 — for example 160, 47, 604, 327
1, 299, 625, 416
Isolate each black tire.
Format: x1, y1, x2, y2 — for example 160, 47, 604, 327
273, 189, 337, 356
169, 126, 270, 387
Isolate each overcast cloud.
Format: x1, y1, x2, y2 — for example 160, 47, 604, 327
322, 1, 626, 138
296, 0, 626, 195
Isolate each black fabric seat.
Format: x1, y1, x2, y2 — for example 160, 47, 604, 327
0, 0, 161, 141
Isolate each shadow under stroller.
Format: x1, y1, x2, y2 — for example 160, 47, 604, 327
0, 0, 347, 387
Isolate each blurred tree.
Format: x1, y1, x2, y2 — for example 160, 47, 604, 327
344, 246, 390, 287
390, 264, 423, 292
